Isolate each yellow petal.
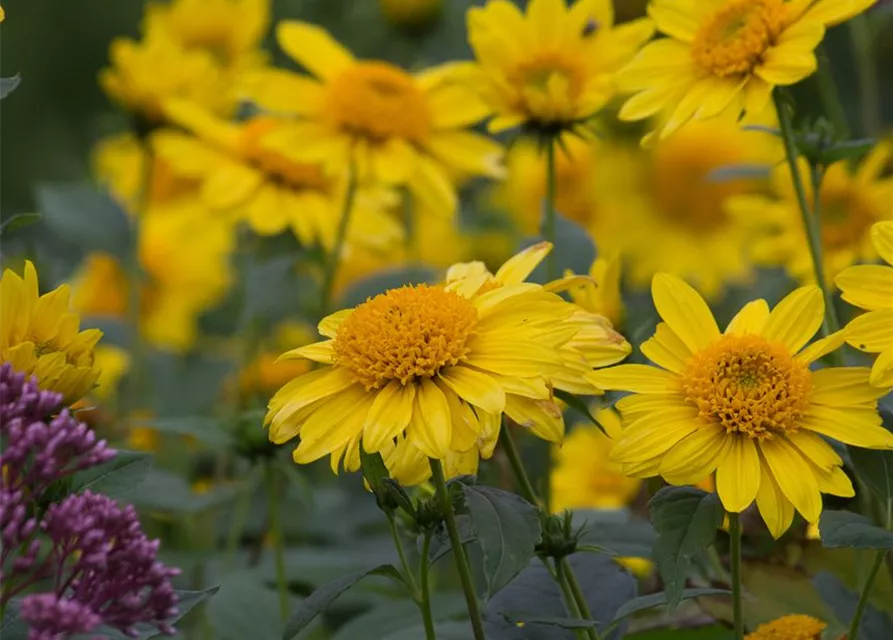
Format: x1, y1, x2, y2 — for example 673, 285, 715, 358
647, 0, 702, 42
725, 300, 770, 335
763, 286, 824, 353
268, 367, 355, 420
318, 309, 352, 338
810, 367, 888, 406
363, 381, 416, 452
276, 21, 355, 80
802, 406, 893, 448
786, 430, 842, 470
410, 378, 452, 459
278, 340, 335, 364
755, 48, 818, 86
494, 242, 551, 285
587, 364, 679, 394
640, 323, 691, 373
292, 397, 369, 464
504, 395, 564, 443
438, 366, 506, 414
651, 273, 720, 353
755, 462, 795, 538
795, 330, 847, 364
836, 265, 893, 311
716, 436, 761, 513
872, 221, 893, 266
870, 348, 893, 387
660, 425, 733, 485
759, 437, 822, 523
813, 464, 855, 498
611, 416, 700, 464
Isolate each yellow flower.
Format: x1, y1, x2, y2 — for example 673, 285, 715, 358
244, 21, 504, 217
836, 221, 893, 387
266, 242, 622, 473
551, 410, 641, 512
91, 345, 132, 401
153, 101, 402, 251
618, 0, 876, 140
465, 0, 654, 132
70, 253, 130, 319
0, 6, 5, 22
745, 614, 826, 640
1, 261, 102, 404
590, 274, 893, 537
380, 0, 443, 30
730, 144, 893, 284
566, 254, 624, 329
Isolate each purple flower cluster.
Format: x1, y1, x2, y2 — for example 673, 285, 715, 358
0, 364, 181, 639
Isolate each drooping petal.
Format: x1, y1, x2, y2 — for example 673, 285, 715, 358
755, 462, 795, 538
760, 437, 823, 523
362, 381, 416, 452
715, 436, 761, 513
659, 425, 733, 485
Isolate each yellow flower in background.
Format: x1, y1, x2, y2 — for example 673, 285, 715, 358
0, 6, 5, 22
153, 101, 402, 251
238, 323, 317, 397
1, 261, 102, 404
244, 21, 504, 217
551, 410, 641, 512
618, 0, 876, 140
70, 253, 129, 319
745, 614, 826, 640
566, 254, 624, 329
836, 221, 893, 387
465, 0, 653, 132
590, 274, 893, 537
91, 345, 132, 401
731, 144, 893, 284
380, 0, 443, 30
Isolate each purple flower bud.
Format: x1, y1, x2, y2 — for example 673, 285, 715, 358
19, 593, 102, 640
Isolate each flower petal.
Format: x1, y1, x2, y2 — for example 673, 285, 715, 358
438, 366, 506, 414
725, 300, 770, 335
276, 21, 355, 80
651, 273, 721, 353
410, 378, 453, 459
810, 367, 888, 406
759, 437, 822, 523
587, 364, 679, 394
494, 241, 551, 285
362, 381, 416, 452
716, 436, 761, 513
763, 286, 824, 353
755, 462, 795, 538
836, 265, 893, 311
802, 406, 893, 448
640, 323, 692, 373
659, 425, 733, 485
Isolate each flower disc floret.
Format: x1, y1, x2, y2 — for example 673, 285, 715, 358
681, 334, 813, 439
745, 614, 826, 640
333, 285, 478, 390
692, 0, 787, 77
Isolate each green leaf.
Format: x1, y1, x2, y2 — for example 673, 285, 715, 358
849, 412, 893, 507
206, 573, 298, 640
0, 212, 41, 236
814, 571, 893, 640
382, 622, 475, 640
130, 469, 238, 513
428, 513, 476, 563
70, 450, 152, 498
331, 592, 468, 640
819, 510, 893, 550
612, 588, 731, 623
136, 416, 234, 449
554, 390, 606, 435
461, 484, 542, 596
648, 487, 724, 613
360, 448, 389, 497
281, 565, 406, 640
576, 511, 655, 559
501, 615, 598, 629
0, 74, 21, 99
819, 138, 876, 164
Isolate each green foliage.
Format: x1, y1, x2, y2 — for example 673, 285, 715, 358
819, 510, 893, 550
0, 212, 40, 237
70, 449, 152, 497
814, 572, 893, 640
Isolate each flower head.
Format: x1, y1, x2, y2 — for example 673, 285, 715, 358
590, 274, 893, 537
836, 221, 893, 387
731, 144, 893, 284
466, 0, 654, 133
619, 0, 876, 139
244, 21, 505, 217
745, 614, 826, 640
1, 262, 102, 404
19, 594, 103, 640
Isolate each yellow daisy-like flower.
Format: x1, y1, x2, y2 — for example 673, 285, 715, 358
552, 410, 641, 512
618, 0, 876, 139
266, 242, 626, 473
836, 221, 893, 387
745, 614, 826, 640
730, 144, 893, 284
153, 100, 402, 251
465, 0, 654, 132
1, 261, 102, 404
590, 274, 893, 537
244, 21, 504, 217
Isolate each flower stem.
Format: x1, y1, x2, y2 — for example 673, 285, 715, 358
543, 135, 558, 280
499, 423, 538, 505
807, 164, 842, 337
320, 158, 358, 315
419, 530, 437, 640
264, 461, 289, 622
815, 44, 850, 137
554, 558, 594, 640
728, 512, 744, 640
429, 459, 486, 640
772, 90, 840, 336
385, 511, 420, 598
849, 15, 881, 136
848, 549, 886, 640
561, 558, 602, 640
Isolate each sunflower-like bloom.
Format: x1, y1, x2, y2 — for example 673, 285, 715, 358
836, 221, 893, 387
266, 242, 629, 475
243, 21, 504, 218
152, 101, 402, 251
1, 262, 102, 404
745, 615, 826, 640
618, 0, 877, 140
465, 0, 654, 133
590, 274, 893, 537
730, 144, 893, 284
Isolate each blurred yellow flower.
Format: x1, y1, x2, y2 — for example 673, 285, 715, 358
618, 0, 875, 140
566, 254, 624, 329
91, 345, 132, 401
244, 21, 504, 217
836, 221, 893, 387
590, 274, 893, 537
745, 614, 826, 640
730, 144, 893, 284
0, 6, 5, 22
551, 410, 641, 512
70, 253, 129, 318
238, 323, 317, 397
465, 0, 653, 132
380, 0, 443, 30
153, 101, 402, 251
1, 261, 102, 404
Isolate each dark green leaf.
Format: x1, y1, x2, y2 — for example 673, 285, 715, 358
707, 164, 771, 182
70, 450, 152, 497
382, 621, 475, 640
0, 74, 21, 99
130, 469, 238, 513
648, 487, 724, 613
0, 212, 41, 236
137, 416, 234, 449
814, 572, 893, 640
338, 265, 437, 308
206, 573, 297, 640
282, 565, 406, 640
576, 511, 655, 559
819, 138, 876, 164
331, 593, 468, 640
849, 413, 893, 507
554, 390, 606, 435
360, 449, 389, 497
612, 588, 731, 623
502, 615, 598, 629
819, 510, 893, 550
462, 484, 542, 596
428, 513, 476, 563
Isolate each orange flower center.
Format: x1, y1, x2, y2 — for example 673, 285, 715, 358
333, 285, 478, 390
819, 183, 879, 253
745, 614, 826, 640
692, 0, 787, 78
680, 334, 812, 439
240, 118, 329, 191
327, 62, 431, 143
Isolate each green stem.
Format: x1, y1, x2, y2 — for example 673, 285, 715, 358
499, 423, 538, 505
419, 530, 437, 640
429, 459, 486, 640
264, 462, 289, 622
808, 164, 842, 338
729, 513, 744, 640
815, 44, 850, 137
773, 90, 840, 336
320, 158, 358, 315
385, 511, 420, 598
543, 136, 558, 281
849, 15, 881, 136
561, 558, 601, 640
224, 470, 256, 570
848, 550, 886, 640
554, 559, 594, 640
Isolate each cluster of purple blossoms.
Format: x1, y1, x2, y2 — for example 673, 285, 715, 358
0, 364, 180, 639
